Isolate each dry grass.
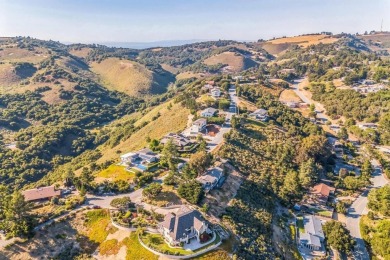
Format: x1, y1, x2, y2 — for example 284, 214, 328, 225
202, 165, 244, 221
0, 63, 21, 88
176, 71, 203, 80
161, 63, 179, 74
0, 210, 106, 259
0, 46, 49, 64
204, 51, 256, 72
69, 47, 93, 58
91, 57, 170, 97
238, 97, 257, 112
144, 185, 182, 207
279, 89, 301, 103
97, 102, 189, 163
268, 34, 338, 47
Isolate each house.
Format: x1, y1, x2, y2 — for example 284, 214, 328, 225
333, 141, 343, 153
285, 101, 299, 108
158, 206, 212, 246
310, 183, 335, 204
330, 125, 341, 133
357, 123, 378, 130
210, 87, 221, 98
206, 80, 215, 86
190, 118, 207, 134
249, 108, 268, 121
196, 166, 225, 192
278, 68, 295, 75
22, 186, 61, 202
120, 148, 158, 171
232, 76, 244, 81
203, 84, 214, 90
300, 215, 325, 251
200, 107, 217, 117
161, 133, 191, 148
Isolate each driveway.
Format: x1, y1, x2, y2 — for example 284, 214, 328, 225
346, 159, 389, 260
206, 85, 237, 152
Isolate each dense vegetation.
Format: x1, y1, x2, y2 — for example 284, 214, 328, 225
219, 84, 330, 259
360, 186, 390, 259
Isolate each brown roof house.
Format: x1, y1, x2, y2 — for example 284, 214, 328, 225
22, 186, 61, 202
158, 206, 212, 246
310, 183, 335, 204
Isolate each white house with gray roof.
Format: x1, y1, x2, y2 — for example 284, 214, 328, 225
299, 215, 325, 251
158, 206, 211, 246
249, 108, 268, 121
200, 107, 217, 117
120, 148, 158, 171
196, 166, 224, 192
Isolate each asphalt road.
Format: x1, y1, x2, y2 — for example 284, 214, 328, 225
292, 78, 329, 122
346, 159, 388, 260
292, 79, 389, 259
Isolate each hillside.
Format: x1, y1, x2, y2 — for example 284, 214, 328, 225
203, 51, 258, 72
358, 32, 390, 52
260, 34, 339, 55
91, 58, 174, 97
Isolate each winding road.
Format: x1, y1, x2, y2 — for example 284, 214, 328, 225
291, 78, 389, 259
346, 159, 388, 260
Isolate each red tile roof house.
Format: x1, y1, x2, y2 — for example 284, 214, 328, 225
309, 183, 335, 205
22, 186, 61, 202
158, 206, 212, 246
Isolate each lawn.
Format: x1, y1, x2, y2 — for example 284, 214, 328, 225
122, 233, 158, 260
140, 233, 192, 255
96, 165, 135, 182
296, 217, 305, 233
309, 207, 333, 218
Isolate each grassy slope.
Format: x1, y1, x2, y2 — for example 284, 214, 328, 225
203, 51, 257, 72
91, 57, 172, 97
261, 34, 339, 56
97, 101, 190, 163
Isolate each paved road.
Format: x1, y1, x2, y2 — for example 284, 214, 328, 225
292, 79, 389, 259
291, 78, 330, 123
346, 159, 388, 260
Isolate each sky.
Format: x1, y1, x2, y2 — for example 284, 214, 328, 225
1, 0, 389, 44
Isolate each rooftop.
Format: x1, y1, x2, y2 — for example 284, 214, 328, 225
311, 183, 335, 197
303, 215, 324, 239
22, 186, 61, 201
161, 206, 205, 241
201, 107, 217, 115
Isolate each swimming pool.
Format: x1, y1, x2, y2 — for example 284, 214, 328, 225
135, 164, 147, 171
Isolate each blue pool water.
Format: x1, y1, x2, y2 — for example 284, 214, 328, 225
136, 164, 147, 171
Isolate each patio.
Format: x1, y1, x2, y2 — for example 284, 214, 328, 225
183, 231, 217, 251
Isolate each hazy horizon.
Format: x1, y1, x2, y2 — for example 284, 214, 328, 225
1, 0, 389, 44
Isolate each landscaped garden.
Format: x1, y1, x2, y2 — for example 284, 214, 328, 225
140, 233, 192, 255
139, 230, 221, 257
